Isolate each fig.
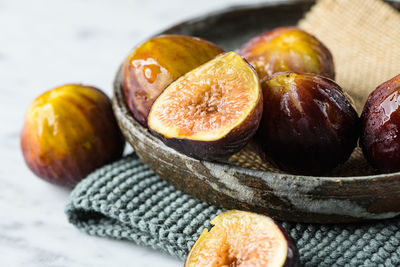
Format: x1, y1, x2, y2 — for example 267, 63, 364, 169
147, 52, 263, 161
361, 74, 400, 173
239, 27, 335, 80
185, 210, 300, 267
122, 34, 224, 126
21, 84, 125, 187
257, 72, 359, 174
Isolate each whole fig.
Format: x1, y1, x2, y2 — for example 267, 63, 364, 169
21, 84, 125, 187
122, 34, 223, 126
361, 74, 400, 173
257, 72, 359, 174
240, 27, 334, 80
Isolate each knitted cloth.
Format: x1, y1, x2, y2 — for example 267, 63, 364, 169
66, 0, 400, 266
66, 153, 400, 267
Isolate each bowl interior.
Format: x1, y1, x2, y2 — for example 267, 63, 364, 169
130, 0, 386, 178
112, 0, 400, 222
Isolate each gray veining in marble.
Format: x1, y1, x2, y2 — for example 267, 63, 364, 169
0, 0, 285, 266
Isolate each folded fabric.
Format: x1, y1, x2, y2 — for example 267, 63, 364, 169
66, 1, 400, 266
66, 153, 400, 266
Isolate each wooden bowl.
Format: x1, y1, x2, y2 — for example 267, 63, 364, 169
112, 0, 400, 223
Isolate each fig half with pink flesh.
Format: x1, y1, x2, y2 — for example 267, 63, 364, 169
185, 210, 300, 267
147, 52, 263, 161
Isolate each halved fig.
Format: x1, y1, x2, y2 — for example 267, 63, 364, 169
147, 52, 263, 161
122, 35, 223, 126
185, 210, 300, 267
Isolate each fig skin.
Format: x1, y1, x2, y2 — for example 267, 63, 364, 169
21, 84, 125, 187
153, 100, 262, 161
147, 52, 263, 161
361, 74, 400, 173
240, 27, 335, 80
122, 34, 224, 126
185, 210, 300, 267
257, 72, 359, 174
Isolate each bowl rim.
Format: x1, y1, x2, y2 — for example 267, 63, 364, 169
114, 68, 400, 188
113, 0, 400, 188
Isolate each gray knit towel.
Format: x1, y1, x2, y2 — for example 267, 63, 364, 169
66, 153, 400, 266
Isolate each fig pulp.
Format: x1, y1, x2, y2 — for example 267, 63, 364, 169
147, 52, 263, 161
361, 74, 400, 173
240, 27, 335, 80
257, 72, 359, 174
185, 210, 300, 267
21, 84, 125, 187
122, 34, 223, 126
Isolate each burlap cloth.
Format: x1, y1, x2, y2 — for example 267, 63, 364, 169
66, 0, 400, 266
230, 0, 400, 177
299, 0, 400, 114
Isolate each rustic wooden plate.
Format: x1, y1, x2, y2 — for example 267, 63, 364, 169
113, 0, 400, 223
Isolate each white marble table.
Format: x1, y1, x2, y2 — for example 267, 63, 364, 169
1, 0, 282, 266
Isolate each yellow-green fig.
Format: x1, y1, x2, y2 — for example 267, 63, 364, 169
21, 84, 125, 187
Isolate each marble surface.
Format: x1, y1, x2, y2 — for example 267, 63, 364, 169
0, 0, 283, 266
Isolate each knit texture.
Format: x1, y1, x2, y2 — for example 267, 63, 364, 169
66, 153, 400, 267
66, 0, 400, 266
